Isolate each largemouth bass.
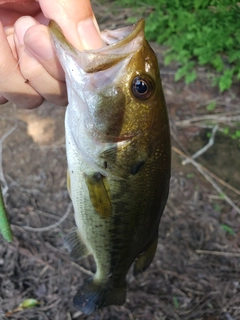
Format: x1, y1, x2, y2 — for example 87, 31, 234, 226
50, 19, 171, 314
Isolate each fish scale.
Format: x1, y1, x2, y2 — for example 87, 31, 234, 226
50, 18, 171, 314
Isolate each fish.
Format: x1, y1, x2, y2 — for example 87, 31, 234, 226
49, 19, 171, 314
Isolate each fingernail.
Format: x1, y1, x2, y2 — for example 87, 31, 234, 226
78, 18, 103, 50
24, 28, 54, 61
14, 16, 37, 46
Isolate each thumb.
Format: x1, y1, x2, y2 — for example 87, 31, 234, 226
38, 0, 103, 50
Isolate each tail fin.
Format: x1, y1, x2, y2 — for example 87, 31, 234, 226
73, 278, 127, 314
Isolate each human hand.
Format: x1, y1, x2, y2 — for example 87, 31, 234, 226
0, 0, 103, 108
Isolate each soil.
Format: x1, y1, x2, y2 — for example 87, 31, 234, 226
0, 3, 240, 320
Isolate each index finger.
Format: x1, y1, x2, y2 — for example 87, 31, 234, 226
38, 0, 103, 50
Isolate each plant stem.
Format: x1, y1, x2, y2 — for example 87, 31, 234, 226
0, 187, 13, 242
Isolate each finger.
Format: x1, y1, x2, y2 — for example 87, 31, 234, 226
24, 24, 65, 81
39, 0, 103, 50
0, 95, 8, 105
0, 0, 40, 15
0, 8, 22, 28
34, 11, 49, 26
14, 17, 68, 106
0, 21, 43, 109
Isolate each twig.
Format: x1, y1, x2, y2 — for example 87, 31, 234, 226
196, 250, 240, 258
201, 168, 240, 197
5, 174, 44, 195
175, 110, 240, 127
224, 313, 235, 320
172, 146, 240, 214
180, 148, 240, 196
182, 124, 218, 165
70, 261, 94, 277
171, 133, 240, 196
23, 203, 72, 232
0, 116, 18, 194
8, 244, 55, 270
194, 97, 220, 109
44, 240, 94, 277
34, 208, 73, 222
160, 70, 176, 75
38, 299, 61, 311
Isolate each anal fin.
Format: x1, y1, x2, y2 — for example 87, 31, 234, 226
73, 278, 126, 314
133, 233, 158, 276
64, 227, 90, 260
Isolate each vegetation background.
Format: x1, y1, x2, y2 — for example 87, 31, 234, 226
114, 0, 240, 92
0, 1, 240, 319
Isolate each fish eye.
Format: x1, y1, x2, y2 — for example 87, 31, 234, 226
131, 76, 154, 100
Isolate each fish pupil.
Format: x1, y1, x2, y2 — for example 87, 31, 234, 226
131, 76, 153, 100
135, 80, 147, 94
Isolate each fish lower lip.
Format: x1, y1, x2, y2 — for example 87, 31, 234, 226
89, 130, 137, 143
108, 134, 136, 142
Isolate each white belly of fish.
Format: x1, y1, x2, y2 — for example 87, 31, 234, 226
65, 105, 112, 280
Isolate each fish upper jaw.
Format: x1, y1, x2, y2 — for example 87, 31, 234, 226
49, 19, 145, 76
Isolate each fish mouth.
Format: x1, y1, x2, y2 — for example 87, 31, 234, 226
49, 19, 145, 72
50, 19, 150, 153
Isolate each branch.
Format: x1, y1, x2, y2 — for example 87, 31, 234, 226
182, 124, 218, 165
172, 146, 240, 214
23, 203, 72, 232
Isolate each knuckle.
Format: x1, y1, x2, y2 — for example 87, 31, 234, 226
19, 61, 42, 81
17, 96, 44, 109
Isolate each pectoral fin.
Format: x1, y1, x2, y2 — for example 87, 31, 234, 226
64, 228, 90, 260
84, 173, 112, 218
133, 233, 158, 276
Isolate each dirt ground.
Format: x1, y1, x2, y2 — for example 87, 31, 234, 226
1, 3, 240, 320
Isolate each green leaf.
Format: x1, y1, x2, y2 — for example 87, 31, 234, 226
223, 127, 229, 135
234, 130, 240, 138
174, 68, 185, 82
211, 55, 224, 72
174, 63, 195, 82
115, 0, 240, 91
173, 296, 179, 308
219, 70, 234, 92
220, 224, 235, 236
185, 70, 197, 84
19, 299, 40, 309
126, 17, 138, 24
206, 101, 216, 111
164, 54, 175, 65
213, 204, 221, 211
236, 71, 240, 80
